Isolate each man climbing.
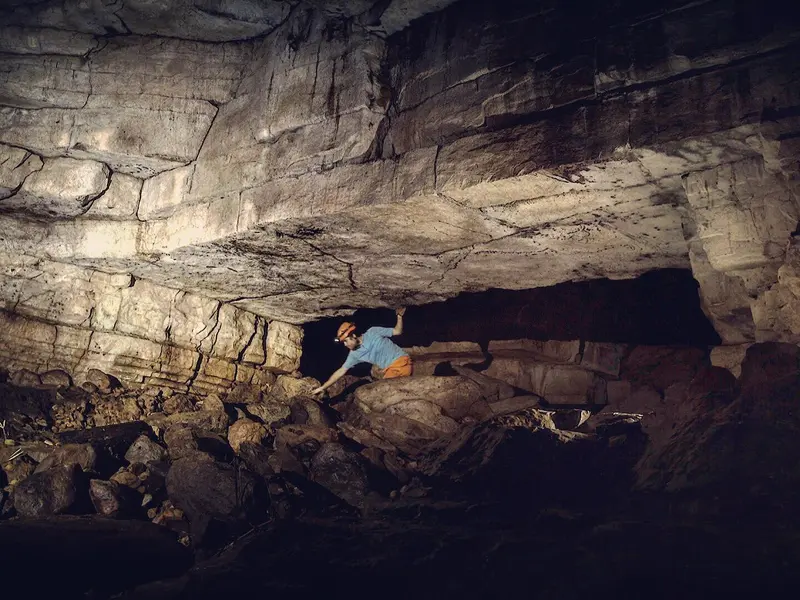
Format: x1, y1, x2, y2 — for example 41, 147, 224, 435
311, 308, 413, 396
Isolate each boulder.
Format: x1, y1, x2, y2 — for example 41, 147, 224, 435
580, 343, 627, 377
39, 370, 72, 389
138, 463, 168, 497
363, 413, 443, 455
58, 421, 150, 461
621, 346, 708, 392
685, 367, 738, 405
163, 426, 199, 461
385, 400, 459, 434
85, 369, 119, 392
89, 479, 139, 518
272, 375, 320, 402
166, 452, 263, 544
488, 395, 542, 417
237, 442, 275, 481
451, 365, 515, 403
145, 410, 229, 436
710, 344, 751, 377
635, 343, 800, 516
244, 398, 291, 428
354, 376, 487, 420
9, 369, 41, 388
360, 447, 385, 469
163, 426, 232, 462
201, 394, 225, 412
310, 443, 368, 509
290, 397, 333, 427
274, 425, 338, 450
12, 464, 84, 517
124, 435, 167, 465
337, 422, 397, 452
420, 409, 630, 506
162, 394, 195, 415
227, 419, 267, 454
34, 444, 97, 474
110, 469, 141, 490
224, 383, 263, 405
267, 446, 307, 475
738, 342, 800, 389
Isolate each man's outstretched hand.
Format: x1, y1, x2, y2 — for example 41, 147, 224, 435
395, 307, 406, 316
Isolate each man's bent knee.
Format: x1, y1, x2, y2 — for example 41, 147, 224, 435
383, 355, 413, 379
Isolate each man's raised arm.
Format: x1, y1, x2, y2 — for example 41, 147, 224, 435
393, 307, 406, 336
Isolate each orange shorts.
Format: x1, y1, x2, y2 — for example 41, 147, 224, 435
383, 355, 413, 379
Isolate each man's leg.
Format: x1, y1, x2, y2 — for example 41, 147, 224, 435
383, 355, 413, 379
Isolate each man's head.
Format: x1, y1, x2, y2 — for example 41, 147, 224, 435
336, 322, 360, 350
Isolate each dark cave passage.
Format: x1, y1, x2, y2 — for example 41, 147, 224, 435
301, 269, 720, 382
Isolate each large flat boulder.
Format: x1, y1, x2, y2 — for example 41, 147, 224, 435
354, 376, 487, 420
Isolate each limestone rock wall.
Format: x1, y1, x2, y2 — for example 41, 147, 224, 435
683, 132, 800, 343
0, 252, 303, 393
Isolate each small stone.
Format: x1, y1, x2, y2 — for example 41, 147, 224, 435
110, 470, 140, 489
85, 369, 120, 392
225, 383, 263, 405
272, 375, 320, 402
202, 394, 225, 412
227, 418, 267, 454
163, 426, 198, 460
390, 490, 398, 499
10, 369, 41, 387
80, 381, 100, 394
162, 394, 195, 415
39, 370, 72, 389
34, 444, 97, 474
89, 479, 138, 518
147, 507, 158, 519
124, 435, 167, 465
244, 398, 291, 428
142, 493, 153, 506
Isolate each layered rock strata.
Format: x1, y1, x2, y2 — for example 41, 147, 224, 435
0, 252, 302, 393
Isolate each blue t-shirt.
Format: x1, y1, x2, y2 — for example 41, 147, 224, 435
343, 326, 407, 370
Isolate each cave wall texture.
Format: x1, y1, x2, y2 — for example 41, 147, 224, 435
0, 0, 799, 388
